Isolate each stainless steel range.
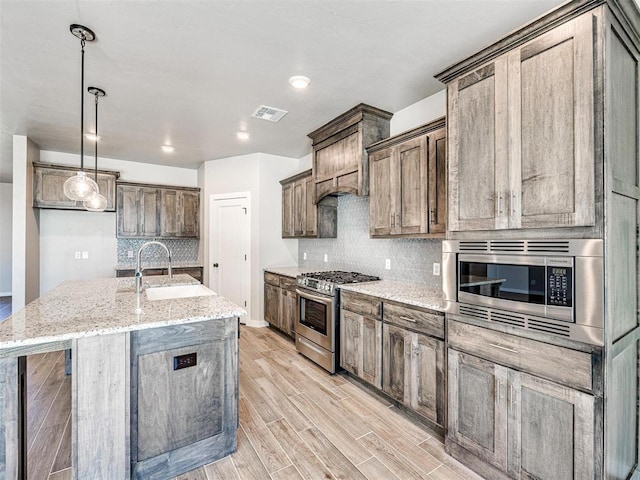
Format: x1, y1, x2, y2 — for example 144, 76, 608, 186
295, 271, 379, 373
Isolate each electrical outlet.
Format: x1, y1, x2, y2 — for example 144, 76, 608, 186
74, 251, 81, 260
127, 250, 134, 258
82, 251, 89, 260
323, 254, 328, 263
303, 252, 307, 260
385, 259, 391, 270
433, 262, 441, 276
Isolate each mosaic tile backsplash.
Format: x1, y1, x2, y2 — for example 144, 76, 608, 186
298, 195, 443, 287
116, 238, 200, 265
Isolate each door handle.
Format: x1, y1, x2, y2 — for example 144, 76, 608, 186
213, 263, 219, 268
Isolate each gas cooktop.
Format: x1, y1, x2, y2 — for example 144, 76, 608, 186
297, 271, 380, 295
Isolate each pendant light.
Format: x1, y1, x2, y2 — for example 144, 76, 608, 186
63, 24, 99, 201
84, 87, 108, 212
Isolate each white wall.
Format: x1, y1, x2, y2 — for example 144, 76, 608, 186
0, 183, 13, 295
201, 152, 299, 325
12, 136, 40, 311
37, 150, 198, 295
390, 89, 446, 135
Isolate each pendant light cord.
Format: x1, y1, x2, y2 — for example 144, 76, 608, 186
80, 37, 85, 171
94, 93, 99, 181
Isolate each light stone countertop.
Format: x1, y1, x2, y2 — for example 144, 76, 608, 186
339, 280, 445, 312
0, 274, 246, 351
263, 266, 332, 278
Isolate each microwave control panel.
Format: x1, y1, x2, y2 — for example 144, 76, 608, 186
547, 266, 572, 307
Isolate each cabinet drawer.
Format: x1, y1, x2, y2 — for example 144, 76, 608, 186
279, 276, 297, 291
383, 302, 444, 339
264, 272, 280, 286
341, 291, 381, 320
448, 320, 593, 391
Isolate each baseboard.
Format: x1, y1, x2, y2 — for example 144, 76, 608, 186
0, 292, 11, 297
242, 319, 269, 328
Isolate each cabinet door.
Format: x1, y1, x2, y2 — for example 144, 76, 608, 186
293, 180, 305, 237
396, 135, 428, 235
181, 191, 200, 237
409, 333, 444, 425
340, 310, 361, 376
507, 371, 594, 480
282, 183, 294, 237
264, 284, 280, 328
509, 14, 595, 229
427, 127, 447, 234
140, 188, 160, 237
117, 185, 140, 237
304, 175, 317, 237
448, 58, 509, 231
369, 147, 394, 236
280, 288, 297, 337
360, 317, 382, 389
448, 349, 508, 470
160, 189, 180, 237
382, 323, 409, 402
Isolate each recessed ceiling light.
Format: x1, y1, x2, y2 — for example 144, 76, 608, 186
161, 145, 175, 153
84, 133, 101, 141
236, 132, 250, 141
289, 75, 311, 89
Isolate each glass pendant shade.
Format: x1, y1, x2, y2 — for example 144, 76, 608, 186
83, 190, 108, 211
63, 171, 99, 201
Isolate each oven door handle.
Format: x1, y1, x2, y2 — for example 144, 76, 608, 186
296, 288, 333, 305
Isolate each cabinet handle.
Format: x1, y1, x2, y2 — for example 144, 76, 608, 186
391, 213, 395, 227
396, 213, 401, 226
378, 303, 382, 317
352, 302, 364, 307
510, 384, 515, 411
399, 315, 416, 323
511, 192, 516, 217
430, 208, 437, 224
497, 193, 504, 216
496, 379, 503, 401
489, 343, 519, 355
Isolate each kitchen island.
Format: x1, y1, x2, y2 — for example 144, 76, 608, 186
0, 275, 246, 480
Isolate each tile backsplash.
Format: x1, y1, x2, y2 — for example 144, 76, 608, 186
116, 238, 199, 265
299, 195, 443, 287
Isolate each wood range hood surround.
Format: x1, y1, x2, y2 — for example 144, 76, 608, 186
308, 103, 393, 203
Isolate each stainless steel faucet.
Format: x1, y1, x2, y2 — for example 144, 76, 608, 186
135, 241, 173, 294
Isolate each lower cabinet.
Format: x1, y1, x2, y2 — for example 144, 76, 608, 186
263, 272, 296, 339
448, 348, 595, 479
115, 266, 203, 283
340, 309, 382, 389
382, 323, 445, 426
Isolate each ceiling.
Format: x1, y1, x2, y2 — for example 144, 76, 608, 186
0, 0, 567, 183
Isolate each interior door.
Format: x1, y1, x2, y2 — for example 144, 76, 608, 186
210, 194, 250, 321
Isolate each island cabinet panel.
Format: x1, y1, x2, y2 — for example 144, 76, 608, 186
367, 118, 446, 238
73, 332, 130, 480
0, 357, 23, 480
445, 11, 597, 234
281, 170, 337, 239
130, 320, 238, 480
308, 104, 393, 201
33, 162, 119, 211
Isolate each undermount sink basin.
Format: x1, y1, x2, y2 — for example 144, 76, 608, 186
146, 284, 216, 301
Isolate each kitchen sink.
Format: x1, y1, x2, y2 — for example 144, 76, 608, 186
145, 284, 216, 301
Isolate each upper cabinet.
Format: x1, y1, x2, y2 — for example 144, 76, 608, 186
33, 162, 119, 211
280, 169, 336, 239
117, 182, 200, 238
368, 118, 446, 238
308, 104, 393, 202
438, 12, 598, 234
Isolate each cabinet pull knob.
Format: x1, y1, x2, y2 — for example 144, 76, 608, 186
399, 315, 416, 323
489, 343, 518, 355
430, 208, 437, 224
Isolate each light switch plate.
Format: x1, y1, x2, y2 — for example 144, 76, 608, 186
127, 250, 134, 258
303, 252, 307, 260
323, 254, 328, 263
74, 251, 81, 260
433, 263, 441, 276
385, 259, 391, 270
82, 251, 89, 260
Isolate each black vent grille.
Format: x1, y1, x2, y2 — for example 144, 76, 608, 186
459, 241, 488, 252
489, 241, 526, 252
528, 319, 571, 337
458, 305, 489, 321
526, 241, 570, 253
491, 311, 526, 328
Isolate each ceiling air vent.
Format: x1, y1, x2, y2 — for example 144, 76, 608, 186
251, 105, 288, 122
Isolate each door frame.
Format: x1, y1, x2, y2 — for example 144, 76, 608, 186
209, 192, 251, 324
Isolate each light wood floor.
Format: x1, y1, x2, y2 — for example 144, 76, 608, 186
27, 326, 483, 480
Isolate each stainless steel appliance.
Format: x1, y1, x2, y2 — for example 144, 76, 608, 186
296, 271, 379, 373
443, 239, 604, 345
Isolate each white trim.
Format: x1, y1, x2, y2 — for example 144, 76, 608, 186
0, 292, 11, 297
244, 319, 269, 328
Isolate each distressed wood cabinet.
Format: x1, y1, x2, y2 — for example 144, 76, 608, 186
439, 10, 598, 234
115, 267, 203, 283
308, 104, 393, 202
280, 169, 337, 239
117, 182, 200, 238
340, 291, 383, 389
263, 272, 297, 339
33, 162, 119, 211
368, 117, 446, 237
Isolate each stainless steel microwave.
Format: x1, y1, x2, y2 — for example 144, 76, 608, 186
443, 239, 604, 345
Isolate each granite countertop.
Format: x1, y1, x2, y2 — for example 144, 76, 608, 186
0, 274, 246, 350
115, 262, 204, 270
263, 266, 332, 278
339, 280, 445, 312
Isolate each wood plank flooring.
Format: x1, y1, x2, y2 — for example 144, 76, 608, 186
26, 325, 483, 480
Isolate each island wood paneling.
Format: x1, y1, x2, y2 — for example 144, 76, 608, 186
72, 332, 130, 480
